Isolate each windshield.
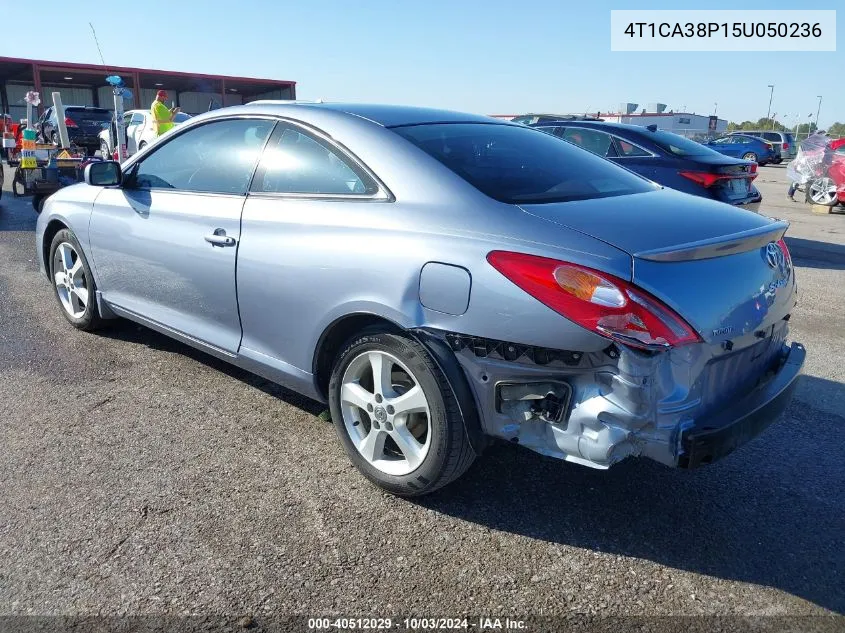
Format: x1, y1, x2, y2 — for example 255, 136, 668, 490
646, 129, 715, 157
392, 123, 655, 204
174, 112, 192, 123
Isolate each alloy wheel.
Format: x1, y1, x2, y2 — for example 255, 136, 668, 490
52, 242, 89, 319
340, 350, 432, 476
808, 177, 838, 205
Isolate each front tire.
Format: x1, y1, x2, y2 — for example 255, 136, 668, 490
328, 330, 475, 496
48, 229, 103, 331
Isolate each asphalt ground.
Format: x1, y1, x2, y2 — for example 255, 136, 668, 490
0, 163, 843, 626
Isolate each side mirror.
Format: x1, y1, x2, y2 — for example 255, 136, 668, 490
85, 160, 122, 187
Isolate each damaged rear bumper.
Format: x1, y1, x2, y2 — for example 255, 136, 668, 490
427, 328, 804, 471
678, 341, 805, 468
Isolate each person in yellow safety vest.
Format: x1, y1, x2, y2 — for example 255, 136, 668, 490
151, 89, 180, 136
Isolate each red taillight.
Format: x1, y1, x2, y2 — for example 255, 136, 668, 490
679, 171, 725, 187
486, 251, 702, 350
776, 238, 791, 265
680, 170, 756, 187
782, 142, 789, 150
64, 116, 77, 128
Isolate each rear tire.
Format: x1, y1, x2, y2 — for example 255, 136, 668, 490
807, 177, 839, 207
328, 329, 475, 496
742, 152, 758, 162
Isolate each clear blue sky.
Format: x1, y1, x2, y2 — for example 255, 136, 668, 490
1, 0, 841, 126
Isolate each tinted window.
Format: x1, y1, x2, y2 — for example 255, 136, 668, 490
251, 126, 378, 195
393, 123, 653, 204
129, 113, 144, 125
562, 127, 617, 157
613, 136, 652, 157
132, 118, 274, 194
762, 132, 781, 141
174, 112, 191, 123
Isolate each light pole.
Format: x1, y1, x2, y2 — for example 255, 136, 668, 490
766, 84, 774, 121
714, 102, 718, 115
815, 95, 823, 131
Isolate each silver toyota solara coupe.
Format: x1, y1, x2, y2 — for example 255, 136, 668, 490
35, 102, 805, 496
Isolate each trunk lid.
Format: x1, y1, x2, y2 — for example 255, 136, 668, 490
519, 189, 796, 343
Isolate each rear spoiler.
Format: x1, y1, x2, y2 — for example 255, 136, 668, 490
634, 221, 789, 262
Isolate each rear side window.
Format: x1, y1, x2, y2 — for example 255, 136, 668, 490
393, 122, 654, 204
613, 137, 652, 157
562, 127, 617, 157
251, 126, 378, 196
762, 132, 781, 141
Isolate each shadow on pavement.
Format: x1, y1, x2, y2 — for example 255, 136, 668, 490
96, 320, 326, 417
785, 236, 845, 271
414, 374, 844, 614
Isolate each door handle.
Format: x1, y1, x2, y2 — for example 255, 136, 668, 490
204, 228, 236, 247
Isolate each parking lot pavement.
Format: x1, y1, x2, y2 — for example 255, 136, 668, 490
0, 164, 843, 620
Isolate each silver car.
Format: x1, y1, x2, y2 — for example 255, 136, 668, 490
35, 102, 805, 496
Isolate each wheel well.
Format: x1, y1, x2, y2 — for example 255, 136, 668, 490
41, 219, 67, 277
313, 314, 402, 400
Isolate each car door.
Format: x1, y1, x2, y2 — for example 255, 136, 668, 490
125, 112, 145, 154
708, 136, 738, 157
88, 116, 276, 354
236, 123, 387, 382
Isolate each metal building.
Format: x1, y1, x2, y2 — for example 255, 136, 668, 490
0, 56, 296, 123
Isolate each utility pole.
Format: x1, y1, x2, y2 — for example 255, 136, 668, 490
815, 95, 823, 131
766, 84, 774, 121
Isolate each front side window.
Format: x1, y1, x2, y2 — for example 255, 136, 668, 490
129, 113, 144, 125
393, 123, 654, 204
130, 118, 274, 194
251, 126, 378, 195
562, 127, 617, 157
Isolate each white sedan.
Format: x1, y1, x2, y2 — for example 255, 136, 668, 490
99, 109, 192, 157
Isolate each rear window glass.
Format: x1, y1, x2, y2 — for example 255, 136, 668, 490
66, 108, 112, 123
393, 123, 654, 204
646, 129, 715, 157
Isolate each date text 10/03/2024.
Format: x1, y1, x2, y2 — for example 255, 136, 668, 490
623, 22, 822, 38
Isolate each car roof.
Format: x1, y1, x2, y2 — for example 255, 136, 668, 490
531, 119, 655, 134
229, 101, 505, 128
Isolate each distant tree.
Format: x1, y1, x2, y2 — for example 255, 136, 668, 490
795, 122, 818, 135
827, 122, 845, 137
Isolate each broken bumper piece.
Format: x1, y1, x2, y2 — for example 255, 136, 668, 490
679, 342, 805, 468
